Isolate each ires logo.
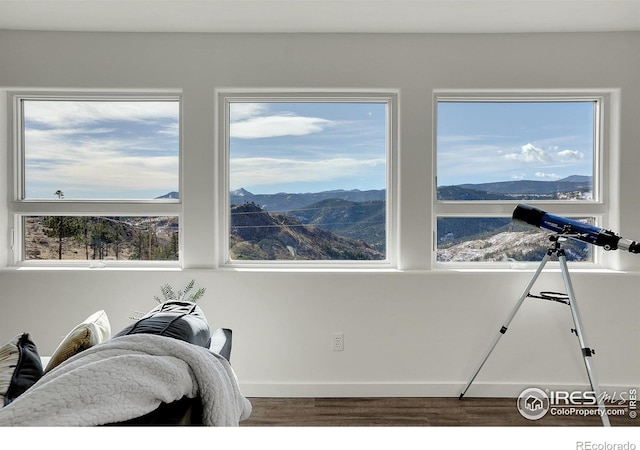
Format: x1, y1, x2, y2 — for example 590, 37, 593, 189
550, 390, 600, 405
517, 388, 637, 420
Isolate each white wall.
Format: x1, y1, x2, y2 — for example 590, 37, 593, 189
0, 31, 638, 397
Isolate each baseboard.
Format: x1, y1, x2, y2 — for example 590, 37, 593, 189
240, 382, 635, 398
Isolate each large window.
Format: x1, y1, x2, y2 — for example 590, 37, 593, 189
219, 92, 397, 267
11, 94, 181, 266
434, 92, 610, 266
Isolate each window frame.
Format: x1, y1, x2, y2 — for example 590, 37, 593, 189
8, 91, 183, 268
432, 89, 613, 269
216, 89, 399, 269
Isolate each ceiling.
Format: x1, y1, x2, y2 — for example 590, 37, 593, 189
1, 0, 640, 34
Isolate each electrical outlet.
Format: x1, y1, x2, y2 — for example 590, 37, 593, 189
332, 332, 344, 351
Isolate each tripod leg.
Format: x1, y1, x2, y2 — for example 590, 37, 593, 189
558, 255, 611, 427
459, 252, 551, 399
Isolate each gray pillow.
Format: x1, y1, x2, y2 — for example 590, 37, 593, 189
114, 301, 211, 348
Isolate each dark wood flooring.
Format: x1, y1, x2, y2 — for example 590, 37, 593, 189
241, 397, 638, 427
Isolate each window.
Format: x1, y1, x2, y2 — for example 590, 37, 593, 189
434, 91, 611, 266
11, 94, 181, 266
219, 92, 397, 267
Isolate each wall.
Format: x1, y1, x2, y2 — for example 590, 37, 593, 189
0, 31, 638, 397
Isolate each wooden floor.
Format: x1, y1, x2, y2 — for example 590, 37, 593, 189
241, 397, 638, 427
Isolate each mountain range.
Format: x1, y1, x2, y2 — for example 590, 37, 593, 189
158, 175, 593, 261
230, 188, 385, 212
438, 175, 592, 201
229, 202, 384, 260
160, 175, 590, 205
159, 188, 387, 260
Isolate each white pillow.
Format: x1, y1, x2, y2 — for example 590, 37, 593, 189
44, 310, 111, 373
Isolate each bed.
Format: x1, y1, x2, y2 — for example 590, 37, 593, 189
0, 301, 252, 426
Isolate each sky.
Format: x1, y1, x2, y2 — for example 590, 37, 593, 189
24, 100, 180, 200
229, 101, 388, 194
23, 99, 594, 200
436, 100, 595, 186
23, 99, 388, 199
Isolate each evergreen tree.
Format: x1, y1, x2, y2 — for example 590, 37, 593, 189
42, 216, 82, 259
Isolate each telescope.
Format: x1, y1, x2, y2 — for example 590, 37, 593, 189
512, 204, 640, 253
462, 203, 638, 427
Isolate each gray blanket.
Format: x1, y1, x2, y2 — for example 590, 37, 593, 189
0, 334, 252, 426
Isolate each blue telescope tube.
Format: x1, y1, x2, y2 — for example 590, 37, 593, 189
512, 204, 640, 253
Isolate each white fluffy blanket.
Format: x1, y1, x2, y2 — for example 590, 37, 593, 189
0, 334, 252, 426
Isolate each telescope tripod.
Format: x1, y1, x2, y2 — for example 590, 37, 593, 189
459, 234, 611, 427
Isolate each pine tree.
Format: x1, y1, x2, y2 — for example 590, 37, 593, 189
42, 216, 82, 259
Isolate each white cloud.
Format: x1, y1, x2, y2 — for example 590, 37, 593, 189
228, 102, 337, 139
26, 154, 178, 198
504, 143, 550, 163
230, 115, 335, 139
505, 145, 584, 165
438, 134, 499, 144
158, 122, 179, 137
535, 172, 561, 180
229, 103, 269, 122
557, 149, 584, 160
24, 101, 179, 128
230, 156, 384, 189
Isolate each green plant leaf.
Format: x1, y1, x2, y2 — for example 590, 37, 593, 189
155, 279, 205, 304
